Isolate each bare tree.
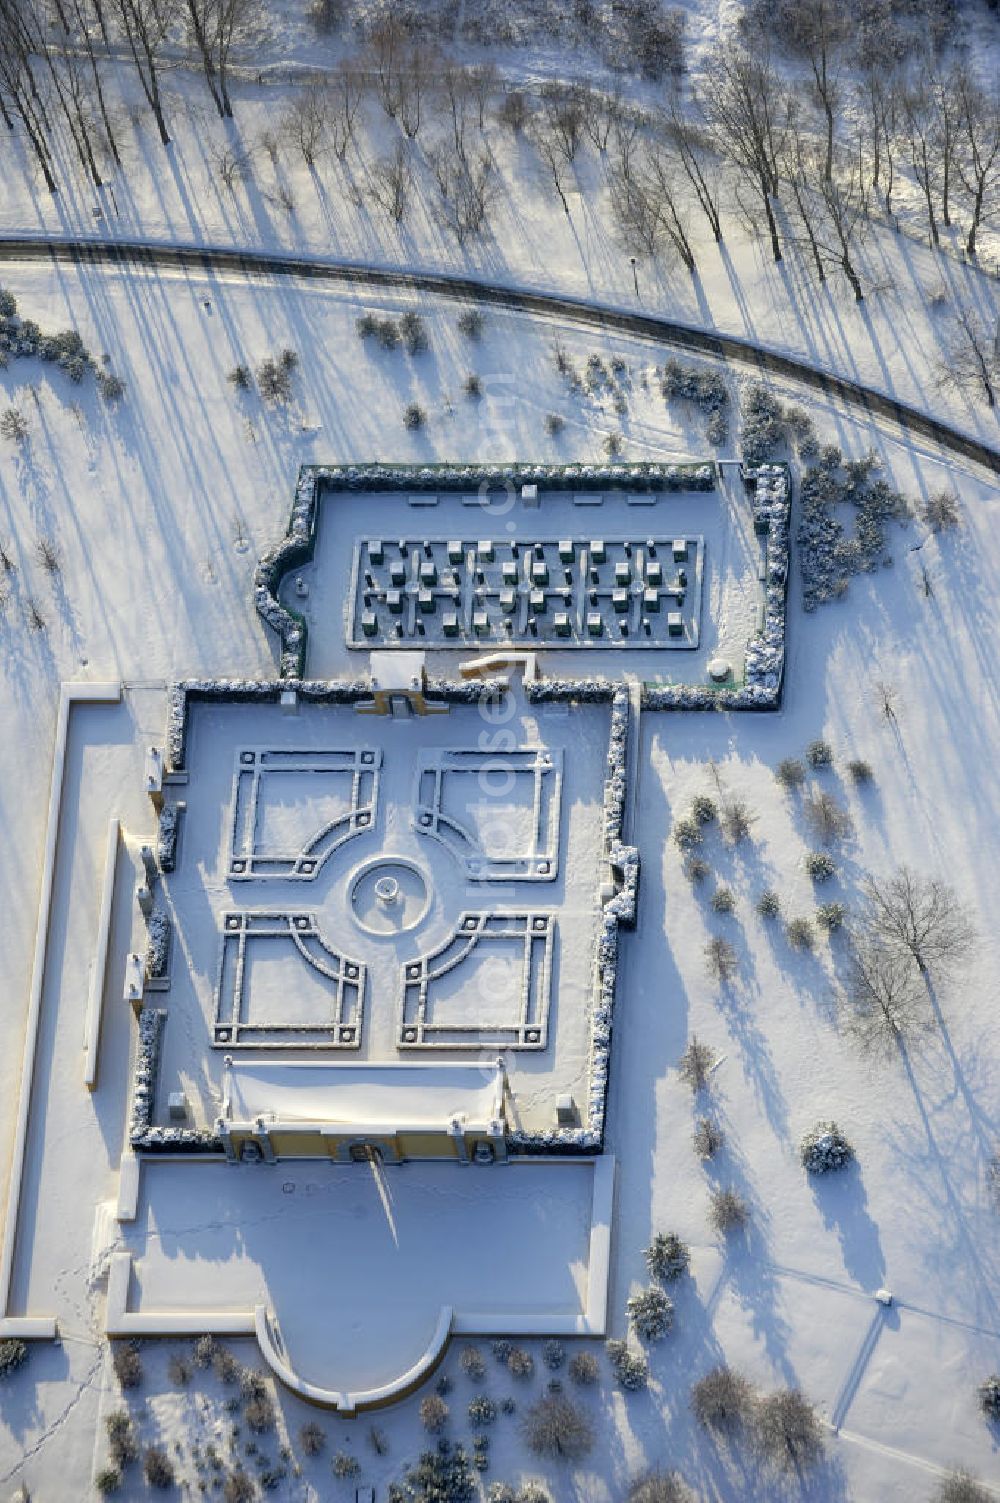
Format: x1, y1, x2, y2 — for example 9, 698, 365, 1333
902, 76, 940, 246
368, 141, 411, 224
937, 305, 998, 409
783, 112, 868, 297
662, 94, 723, 240
753, 1388, 824, 1472
394, 38, 436, 140
705, 39, 785, 261
691, 1365, 756, 1432
327, 63, 364, 161
705, 934, 738, 982
109, 0, 177, 145
522, 1393, 593, 1460
0, 4, 58, 190
281, 85, 327, 168
745, 0, 848, 181
368, 11, 404, 121
857, 63, 900, 216
841, 931, 931, 1055
185, 0, 257, 118
815, 143, 868, 301
540, 83, 587, 164
860, 866, 976, 974
430, 143, 496, 243
954, 69, 1000, 259
529, 114, 572, 215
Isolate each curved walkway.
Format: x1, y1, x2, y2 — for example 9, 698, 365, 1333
2, 234, 999, 475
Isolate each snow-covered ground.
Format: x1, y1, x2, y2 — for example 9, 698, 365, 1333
0, 250, 997, 1500
0, 0, 999, 1489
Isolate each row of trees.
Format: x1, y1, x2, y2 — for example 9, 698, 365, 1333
2, 0, 998, 295
0, 0, 257, 192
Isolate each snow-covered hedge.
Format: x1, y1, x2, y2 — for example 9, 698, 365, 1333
510, 688, 638, 1156
157, 803, 181, 872
144, 910, 171, 980
166, 677, 508, 770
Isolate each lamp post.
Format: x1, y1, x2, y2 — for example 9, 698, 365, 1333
630, 256, 639, 298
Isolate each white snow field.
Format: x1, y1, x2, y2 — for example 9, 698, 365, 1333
0, 21, 998, 1486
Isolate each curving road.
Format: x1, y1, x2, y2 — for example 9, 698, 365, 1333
2, 234, 998, 476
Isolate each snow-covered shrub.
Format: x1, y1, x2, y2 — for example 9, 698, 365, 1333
517, 1486, 552, 1503
97, 370, 126, 403
256, 349, 298, 403
740, 383, 786, 468
399, 312, 428, 355
720, 797, 755, 844
705, 935, 737, 980
805, 789, 852, 844
693, 1116, 724, 1159
800, 1121, 854, 1174
786, 917, 815, 950
805, 851, 836, 882
332, 1452, 361, 1477
752, 1388, 824, 1472
464, 373, 482, 399
112, 1341, 142, 1388
436, 1373, 452, 1395
143, 1446, 175, 1489
848, 758, 874, 784
544, 412, 565, 435
644, 1231, 690, 1281
420, 1395, 449, 1432
491, 1339, 513, 1364
706, 408, 728, 446
935, 1471, 991, 1503
977, 1374, 1000, 1417
756, 889, 781, 919
816, 901, 846, 932
213, 1345, 241, 1383
228, 364, 251, 390
487, 1486, 516, 1503
692, 794, 717, 824
388, 1442, 475, 1502
508, 1347, 534, 1380
690, 1365, 755, 1431
0, 287, 16, 318
243, 1384, 275, 1433
806, 739, 834, 768
457, 309, 484, 339
684, 855, 710, 884
921, 488, 960, 533
0, 408, 28, 443
403, 402, 426, 430
628, 1471, 694, 1503
672, 816, 702, 850
522, 1392, 593, 1458
300, 1421, 325, 1455
167, 1354, 190, 1385
468, 1395, 497, 1427
711, 886, 736, 914
604, 431, 623, 458
106, 1409, 137, 1467
460, 1346, 486, 1380
567, 1350, 599, 1385
776, 757, 806, 788
628, 1285, 674, 1340
222, 1466, 254, 1503
606, 1340, 648, 1390
95, 1466, 122, 1495
679, 1036, 715, 1091
542, 1339, 565, 1370
709, 1186, 749, 1235
0, 1338, 26, 1378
